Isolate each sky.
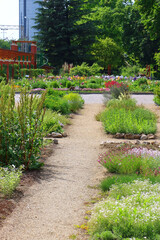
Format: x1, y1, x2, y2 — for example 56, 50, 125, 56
0, 0, 19, 40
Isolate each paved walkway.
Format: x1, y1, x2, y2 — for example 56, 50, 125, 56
80, 93, 154, 105
15, 93, 154, 105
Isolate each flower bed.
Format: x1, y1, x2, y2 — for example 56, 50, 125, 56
13, 75, 160, 94
100, 98, 157, 136
88, 142, 160, 239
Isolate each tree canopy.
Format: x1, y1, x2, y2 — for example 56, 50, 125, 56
33, 0, 160, 72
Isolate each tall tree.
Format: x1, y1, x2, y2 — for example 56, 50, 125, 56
34, 0, 97, 68
135, 0, 160, 41
122, 3, 160, 65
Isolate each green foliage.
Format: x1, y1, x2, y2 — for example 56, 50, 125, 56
87, 83, 99, 89
92, 230, 117, 240
0, 165, 23, 197
154, 52, 160, 67
49, 81, 60, 88
154, 86, 160, 105
137, 78, 148, 86
45, 96, 70, 115
100, 99, 156, 134
42, 109, 70, 133
0, 83, 46, 170
70, 62, 102, 76
89, 180, 160, 239
135, 0, 160, 41
44, 90, 84, 114
34, 0, 97, 67
120, 65, 140, 77
64, 93, 84, 113
99, 146, 160, 177
20, 68, 45, 78
100, 174, 143, 192
103, 98, 137, 111
110, 84, 129, 99
0, 39, 11, 49
66, 81, 73, 88
92, 37, 124, 69
32, 81, 48, 89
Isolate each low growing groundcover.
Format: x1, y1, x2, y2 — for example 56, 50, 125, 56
88, 179, 160, 240
88, 144, 160, 240
100, 99, 157, 135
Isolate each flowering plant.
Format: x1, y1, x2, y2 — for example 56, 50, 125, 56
105, 80, 123, 88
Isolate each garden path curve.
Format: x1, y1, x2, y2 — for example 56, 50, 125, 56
0, 104, 107, 240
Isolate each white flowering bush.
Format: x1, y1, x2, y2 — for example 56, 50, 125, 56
0, 165, 23, 197
88, 180, 160, 239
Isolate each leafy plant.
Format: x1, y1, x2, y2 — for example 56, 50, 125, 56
32, 81, 48, 89
0, 165, 23, 197
64, 93, 84, 113
70, 62, 102, 76
0, 83, 46, 170
100, 99, 156, 134
120, 65, 140, 77
42, 109, 70, 133
89, 180, 160, 239
100, 174, 143, 192
98, 147, 160, 176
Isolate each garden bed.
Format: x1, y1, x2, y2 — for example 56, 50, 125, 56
0, 142, 54, 228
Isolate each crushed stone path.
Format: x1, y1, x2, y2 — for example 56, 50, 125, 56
0, 104, 106, 240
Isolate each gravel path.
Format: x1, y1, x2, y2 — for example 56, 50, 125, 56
0, 104, 106, 240
0, 94, 155, 239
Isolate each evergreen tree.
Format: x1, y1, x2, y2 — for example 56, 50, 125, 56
34, 0, 97, 68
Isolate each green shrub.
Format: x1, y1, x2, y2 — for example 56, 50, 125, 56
44, 96, 70, 115
43, 116, 63, 133
110, 83, 129, 99
20, 68, 45, 78
105, 98, 137, 110
49, 81, 60, 88
101, 101, 156, 134
0, 165, 23, 197
64, 93, 84, 113
87, 83, 99, 89
0, 83, 46, 170
154, 86, 160, 105
66, 81, 73, 88
120, 65, 140, 77
70, 62, 102, 76
46, 89, 66, 97
137, 78, 148, 86
32, 81, 48, 89
42, 109, 70, 133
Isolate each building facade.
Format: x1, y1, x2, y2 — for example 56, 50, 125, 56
19, 0, 43, 40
